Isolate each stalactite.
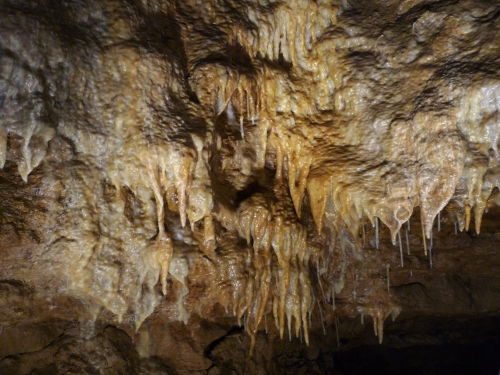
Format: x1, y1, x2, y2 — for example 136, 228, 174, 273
398, 230, 403, 267
386, 265, 390, 292
405, 230, 410, 255
421, 214, 428, 256
318, 299, 326, 336
3, 0, 500, 359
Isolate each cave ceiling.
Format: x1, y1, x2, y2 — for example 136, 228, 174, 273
1, 0, 500, 372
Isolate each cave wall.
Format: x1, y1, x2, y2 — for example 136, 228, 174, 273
1, 0, 500, 373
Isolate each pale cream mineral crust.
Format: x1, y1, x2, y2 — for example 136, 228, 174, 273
1, 0, 500, 353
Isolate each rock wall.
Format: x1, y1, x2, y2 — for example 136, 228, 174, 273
1, 0, 500, 373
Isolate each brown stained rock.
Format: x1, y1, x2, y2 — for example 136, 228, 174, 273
1, 0, 500, 373
0, 322, 65, 359
146, 316, 227, 373
0, 325, 170, 375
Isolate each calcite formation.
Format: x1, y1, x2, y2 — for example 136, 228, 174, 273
1, 0, 500, 367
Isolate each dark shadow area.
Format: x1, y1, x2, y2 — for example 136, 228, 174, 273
332, 339, 500, 375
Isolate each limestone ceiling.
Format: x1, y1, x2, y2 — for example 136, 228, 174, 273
1, 0, 500, 357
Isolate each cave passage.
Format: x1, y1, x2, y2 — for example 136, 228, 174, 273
2, 0, 500, 373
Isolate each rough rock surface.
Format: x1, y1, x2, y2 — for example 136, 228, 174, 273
1, 0, 500, 373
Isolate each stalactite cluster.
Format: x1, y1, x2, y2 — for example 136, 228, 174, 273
1, 0, 500, 357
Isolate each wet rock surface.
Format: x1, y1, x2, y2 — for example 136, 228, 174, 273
1, 0, 500, 373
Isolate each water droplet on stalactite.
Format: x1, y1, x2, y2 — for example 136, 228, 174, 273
375, 217, 379, 249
